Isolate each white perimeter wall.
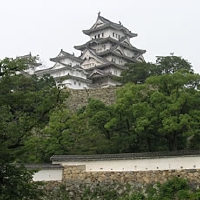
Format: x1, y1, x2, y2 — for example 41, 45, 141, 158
56, 156, 200, 172
32, 169, 63, 181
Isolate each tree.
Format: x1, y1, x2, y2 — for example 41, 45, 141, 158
146, 70, 200, 150
146, 177, 200, 200
155, 55, 193, 74
41, 99, 114, 157
113, 56, 200, 151
110, 58, 200, 152
0, 163, 43, 200
120, 56, 193, 85
0, 57, 65, 199
120, 62, 155, 84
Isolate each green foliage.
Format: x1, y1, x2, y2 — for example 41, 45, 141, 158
43, 184, 70, 200
155, 56, 193, 74
1, 55, 200, 199
0, 163, 44, 200
41, 99, 114, 157
35, 56, 200, 157
42, 178, 200, 199
120, 56, 193, 85
111, 66, 200, 151
121, 193, 145, 200
146, 177, 199, 200
0, 57, 65, 198
0, 57, 34, 76
82, 185, 118, 200
120, 62, 154, 84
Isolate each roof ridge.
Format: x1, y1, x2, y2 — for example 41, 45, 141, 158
50, 150, 200, 162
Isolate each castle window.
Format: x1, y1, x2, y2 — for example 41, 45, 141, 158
74, 81, 76, 85
113, 32, 115, 37
102, 33, 104, 37
112, 58, 116, 63
98, 34, 100, 38
79, 83, 81, 86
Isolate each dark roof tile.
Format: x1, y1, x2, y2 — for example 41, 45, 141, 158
51, 150, 200, 162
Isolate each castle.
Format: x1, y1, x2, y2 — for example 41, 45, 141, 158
34, 13, 145, 89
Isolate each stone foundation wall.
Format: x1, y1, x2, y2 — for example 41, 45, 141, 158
41, 166, 200, 199
63, 165, 200, 185
65, 87, 117, 111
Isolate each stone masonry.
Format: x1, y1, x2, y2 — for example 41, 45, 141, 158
63, 165, 200, 185
65, 87, 117, 111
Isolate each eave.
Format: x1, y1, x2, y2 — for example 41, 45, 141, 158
97, 50, 137, 63
74, 36, 146, 54
50, 49, 83, 63
50, 55, 83, 63
50, 150, 200, 162
83, 24, 137, 38
85, 62, 126, 71
55, 74, 92, 84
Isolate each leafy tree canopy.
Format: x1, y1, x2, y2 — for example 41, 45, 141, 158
120, 56, 194, 84
0, 57, 66, 199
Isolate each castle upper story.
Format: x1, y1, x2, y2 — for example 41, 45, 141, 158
33, 13, 146, 89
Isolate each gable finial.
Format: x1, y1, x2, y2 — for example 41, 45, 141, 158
98, 11, 101, 16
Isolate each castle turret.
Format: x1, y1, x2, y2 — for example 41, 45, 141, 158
35, 14, 146, 89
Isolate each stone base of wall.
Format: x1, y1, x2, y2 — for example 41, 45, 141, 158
65, 87, 117, 111
40, 164, 200, 199
63, 165, 200, 185
42, 175, 200, 200
42, 180, 143, 200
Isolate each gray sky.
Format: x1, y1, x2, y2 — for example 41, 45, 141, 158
0, 0, 200, 73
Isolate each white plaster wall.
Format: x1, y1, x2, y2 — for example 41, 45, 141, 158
56, 156, 200, 172
91, 43, 110, 53
103, 67, 122, 77
32, 169, 62, 181
70, 70, 87, 79
90, 28, 127, 41
82, 58, 102, 69
90, 31, 106, 40
105, 55, 126, 66
49, 67, 87, 80
53, 63, 64, 70
25, 66, 35, 75
61, 58, 80, 67
105, 55, 113, 62
103, 29, 113, 38
123, 48, 135, 57
105, 42, 112, 50
102, 78, 117, 87
61, 79, 88, 89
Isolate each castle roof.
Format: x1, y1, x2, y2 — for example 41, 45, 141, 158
74, 36, 146, 54
35, 63, 88, 76
51, 150, 200, 162
50, 49, 83, 63
25, 164, 63, 170
55, 74, 92, 84
85, 62, 126, 72
16, 52, 42, 67
80, 48, 110, 67
83, 14, 137, 38
88, 69, 116, 80
97, 50, 137, 63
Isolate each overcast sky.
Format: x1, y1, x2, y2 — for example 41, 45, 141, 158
0, 0, 200, 73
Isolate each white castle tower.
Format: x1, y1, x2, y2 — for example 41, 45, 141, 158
35, 13, 146, 89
